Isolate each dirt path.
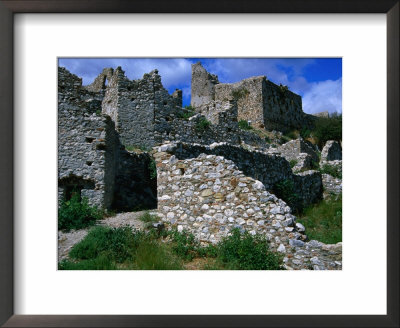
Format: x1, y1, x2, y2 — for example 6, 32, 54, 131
58, 210, 154, 262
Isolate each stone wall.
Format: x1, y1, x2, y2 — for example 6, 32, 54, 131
214, 76, 265, 127
278, 138, 319, 164
58, 68, 116, 208
58, 67, 157, 210
155, 150, 341, 270
190, 62, 314, 132
101, 67, 182, 148
158, 141, 322, 209
191, 62, 219, 108
321, 140, 342, 161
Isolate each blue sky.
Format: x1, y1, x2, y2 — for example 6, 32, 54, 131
59, 58, 342, 114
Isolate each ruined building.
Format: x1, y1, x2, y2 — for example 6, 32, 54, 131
58, 64, 323, 212
191, 62, 315, 132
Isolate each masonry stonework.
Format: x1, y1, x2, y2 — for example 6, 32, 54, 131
58, 64, 341, 270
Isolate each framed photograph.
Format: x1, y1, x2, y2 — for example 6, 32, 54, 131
1, 1, 398, 327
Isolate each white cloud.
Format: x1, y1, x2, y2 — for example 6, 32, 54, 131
302, 78, 342, 114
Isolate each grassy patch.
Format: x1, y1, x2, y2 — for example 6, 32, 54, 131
60, 225, 284, 270
216, 229, 284, 270
231, 88, 249, 100
60, 226, 184, 270
148, 158, 157, 179
272, 179, 302, 213
58, 193, 103, 231
289, 159, 298, 168
297, 194, 342, 244
238, 119, 252, 130
319, 164, 342, 179
125, 144, 151, 152
177, 105, 196, 120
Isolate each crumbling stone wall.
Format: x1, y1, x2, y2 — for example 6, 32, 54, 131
155, 150, 341, 270
191, 62, 219, 108
279, 138, 318, 161
190, 62, 314, 132
58, 67, 157, 210
158, 141, 322, 208
321, 140, 342, 161
58, 68, 117, 208
101, 67, 182, 148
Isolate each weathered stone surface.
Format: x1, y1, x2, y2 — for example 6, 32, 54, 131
191, 62, 315, 132
321, 140, 342, 161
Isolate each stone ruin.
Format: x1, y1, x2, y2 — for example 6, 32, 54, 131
191, 62, 315, 132
58, 63, 342, 270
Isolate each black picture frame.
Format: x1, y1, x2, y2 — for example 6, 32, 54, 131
0, 1, 398, 327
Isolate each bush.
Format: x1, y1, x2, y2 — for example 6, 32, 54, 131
69, 226, 138, 263
231, 88, 249, 100
178, 105, 196, 120
217, 228, 284, 270
297, 194, 342, 244
238, 119, 252, 130
195, 117, 211, 132
166, 228, 200, 261
289, 159, 298, 168
125, 144, 151, 152
319, 163, 342, 179
58, 193, 103, 231
148, 158, 157, 179
313, 113, 342, 149
60, 225, 184, 270
138, 211, 159, 224
272, 179, 302, 212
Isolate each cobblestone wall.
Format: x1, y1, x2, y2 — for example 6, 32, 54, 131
155, 150, 341, 270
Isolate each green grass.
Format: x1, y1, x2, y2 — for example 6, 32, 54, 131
148, 158, 157, 179
58, 193, 103, 231
297, 194, 342, 244
60, 226, 184, 270
216, 229, 284, 270
272, 179, 302, 213
238, 119, 252, 130
59, 225, 284, 270
289, 159, 298, 168
125, 144, 151, 152
177, 105, 196, 120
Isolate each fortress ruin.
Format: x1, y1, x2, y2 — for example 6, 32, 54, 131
58, 62, 342, 270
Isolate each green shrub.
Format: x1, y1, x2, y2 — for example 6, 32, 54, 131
272, 179, 302, 212
125, 144, 151, 152
138, 211, 159, 224
313, 113, 342, 149
231, 88, 249, 100
319, 164, 342, 179
58, 193, 103, 231
289, 159, 298, 168
195, 117, 211, 132
69, 226, 139, 263
58, 254, 117, 270
217, 228, 284, 270
133, 240, 183, 270
238, 119, 252, 130
166, 228, 200, 261
178, 105, 196, 120
278, 84, 289, 94
297, 194, 342, 244
148, 158, 157, 179
264, 136, 271, 143
300, 127, 312, 139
